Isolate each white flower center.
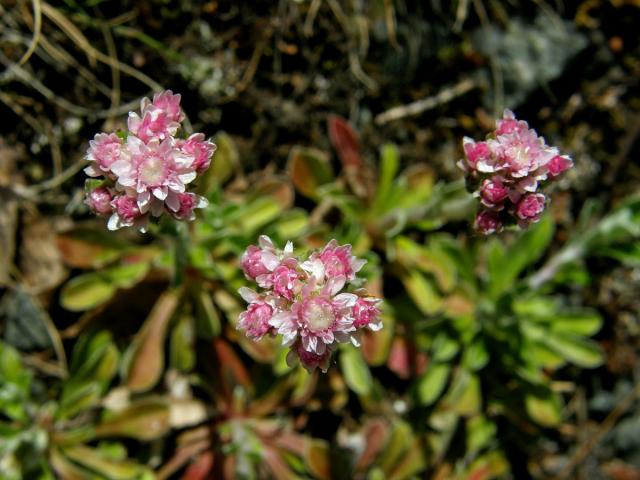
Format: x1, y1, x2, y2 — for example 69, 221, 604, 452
512, 146, 531, 168
139, 156, 166, 185
306, 300, 335, 332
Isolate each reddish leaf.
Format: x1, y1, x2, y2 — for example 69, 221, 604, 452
328, 115, 361, 169
328, 115, 376, 198
387, 338, 428, 379
263, 446, 297, 480
181, 451, 215, 480
127, 290, 179, 392
355, 419, 390, 471
305, 439, 331, 480
213, 338, 253, 405
287, 147, 333, 198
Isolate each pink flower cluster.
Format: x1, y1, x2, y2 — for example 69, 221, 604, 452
84, 90, 216, 232
238, 236, 382, 373
458, 110, 573, 234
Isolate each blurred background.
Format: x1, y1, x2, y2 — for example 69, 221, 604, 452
1, 1, 639, 479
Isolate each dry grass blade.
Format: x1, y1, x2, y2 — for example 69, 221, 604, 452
17, 0, 42, 66
98, 15, 121, 125
41, 1, 161, 91
37, 34, 113, 98
303, 0, 322, 37
384, 0, 400, 50
40, 1, 96, 67
453, 0, 470, 32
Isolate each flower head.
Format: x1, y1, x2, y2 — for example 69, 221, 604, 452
459, 110, 573, 234
83, 90, 215, 231
237, 237, 382, 372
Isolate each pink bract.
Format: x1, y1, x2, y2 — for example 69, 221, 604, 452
171, 192, 208, 221
177, 133, 217, 173
317, 239, 366, 281
480, 178, 509, 208
85, 133, 123, 176
108, 194, 143, 231
238, 300, 274, 341
548, 155, 573, 177
128, 90, 184, 143
516, 193, 546, 221
271, 264, 300, 300
353, 297, 383, 330
475, 210, 503, 235
85, 187, 113, 216
287, 341, 333, 373
241, 245, 271, 280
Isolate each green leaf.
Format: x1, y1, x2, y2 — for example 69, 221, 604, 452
58, 382, 104, 420
238, 197, 284, 233
525, 389, 563, 427
194, 288, 221, 338
60, 273, 116, 312
402, 270, 442, 315
550, 312, 602, 336
465, 450, 509, 479
340, 347, 372, 396
387, 438, 427, 480
202, 131, 239, 191
443, 369, 481, 416
598, 243, 640, 266
96, 399, 171, 441
287, 147, 334, 198
106, 262, 150, 288
417, 363, 450, 406
372, 143, 399, 213
170, 315, 195, 372
513, 296, 560, 318
543, 333, 604, 368
431, 333, 459, 362
69, 331, 119, 383
466, 415, 497, 452
0, 341, 31, 422
525, 340, 566, 369
488, 215, 554, 299
461, 339, 489, 371
377, 421, 413, 475
60, 262, 149, 312
273, 209, 309, 239
395, 237, 457, 292
59, 332, 119, 419
62, 444, 150, 479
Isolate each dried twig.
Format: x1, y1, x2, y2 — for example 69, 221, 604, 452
374, 78, 478, 125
